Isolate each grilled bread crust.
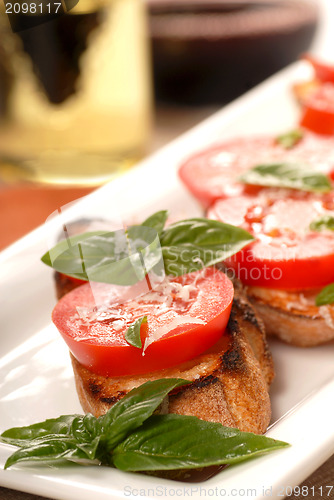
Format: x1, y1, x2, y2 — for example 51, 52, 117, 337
247, 286, 334, 347
68, 283, 274, 435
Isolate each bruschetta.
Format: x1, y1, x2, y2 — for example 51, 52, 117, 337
179, 132, 334, 346
53, 269, 274, 434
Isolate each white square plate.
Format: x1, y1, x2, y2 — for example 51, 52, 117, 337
1, 61, 334, 500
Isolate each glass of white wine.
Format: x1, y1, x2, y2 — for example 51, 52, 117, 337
0, 0, 152, 186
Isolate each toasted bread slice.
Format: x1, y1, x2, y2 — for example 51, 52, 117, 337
247, 286, 334, 347
69, 283, 273, 435
54, 272, 79, 301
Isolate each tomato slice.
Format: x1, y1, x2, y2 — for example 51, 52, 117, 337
300, 84, 334, 135
52, 267, 233, 377
178, 134, 334, 208
303, 54, 334, 84
208, 191, 334, 289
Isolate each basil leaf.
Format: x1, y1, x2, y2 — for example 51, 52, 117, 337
276, 129, 304, 149
162, 245, 205, 276
75, 436, 101, 461
4, 436, 85, 469
112, 414, 289, 471
1, 414, 103, 466
160, 219, 254, 276
41, 231, 106, 270
70, 414, 101, 443
41, 226, 162, 286
65, 414, 102, 460
239, 163, 332, 193
160, 218, 254, 249
98, 379, 188, 451
141, 211, 168, 235
125, 316, 147, 348
1, 415, 81, 446
310, 215, 334, 232
315, 283, 334, 306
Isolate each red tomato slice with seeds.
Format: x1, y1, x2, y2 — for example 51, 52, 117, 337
179, 134, 334, 208
208, 191, 334, 289
300, 84, 334, 135
52, 267, 233, 377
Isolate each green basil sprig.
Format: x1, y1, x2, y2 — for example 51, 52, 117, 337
125, 316, 147, 348
239, 163, 332, 193
141, 210, 168, 235
310, 215, 334, 232
315, 283, 334, 306
1, 379, 289, 471
276, 129, 304, 149
41, 212, 254, 283
41, 226, 163, 286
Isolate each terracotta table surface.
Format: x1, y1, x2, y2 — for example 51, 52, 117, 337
1, 105, 333, 499
0, 184, 96, 250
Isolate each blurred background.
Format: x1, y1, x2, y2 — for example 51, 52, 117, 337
0, 0, 326, 250
148, 0, 318, 104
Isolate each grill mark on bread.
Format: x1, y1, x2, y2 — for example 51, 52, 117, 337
234, 295, 263, 330
88, 383, 101, 395
100, 394, 125, 404
87, 380, 126, 404
221, 307, 244, 373
192, 375, 219, 389
221, 345, 243, 373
